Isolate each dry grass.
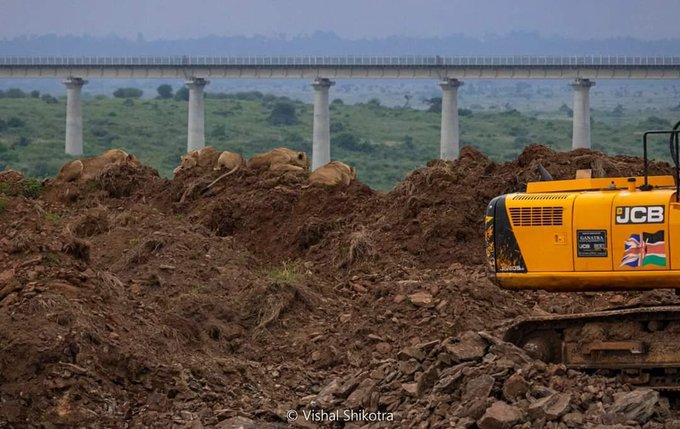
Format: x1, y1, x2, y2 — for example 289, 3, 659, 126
72, 207, 110, 238
62, 236, 91, 262
347, 226, 375, 265
243, 262, 321, 337
119, 238, 164, 267
248, 282, 320, 336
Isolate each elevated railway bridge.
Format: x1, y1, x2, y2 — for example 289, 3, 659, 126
2, 55, 679, 169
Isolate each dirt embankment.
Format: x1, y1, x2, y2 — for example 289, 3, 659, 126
0, 146, 677, 428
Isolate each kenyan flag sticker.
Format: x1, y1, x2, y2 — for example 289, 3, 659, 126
620, 230, 667, 268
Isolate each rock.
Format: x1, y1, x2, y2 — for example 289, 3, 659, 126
375, 342, 392, 354
609, 389, 659, 424
179, 410, 194, 420
456, 417, 476, 429
433, 370, 464, 394
588, 424, 640, 429
310, 347, 337, 368
415, 339, 440, 353
345, 379, 376, 409
463, 374, 495, 402
316, 378, 341, 408
527, 393, 571, 421
398, 359, 420, 375
337, 375, 362, 398
531, 385, 557, 399
489, 343, 532, 367
416, 365, 438, 396
401, 382, 418, 395
215, 417, 259, 429
502, 373, 530, 401
477, 401, 523, 429
397, 346, 426, 361
478, 332, 532, 366
446, 331, 488, 362
369, 367, 385, 380
393, 294, 406, 304
464, 398, 492, 421
408, 291, 433, 307
562, 411, 584, 427
609, 294, 625, 304
0, 269, 14, 285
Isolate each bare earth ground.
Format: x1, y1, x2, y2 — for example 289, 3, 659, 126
1, 145, 679, 428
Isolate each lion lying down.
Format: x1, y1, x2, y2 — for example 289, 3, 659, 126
173, 146, 312, 176
247, 148, 309, 172
173, 146, 246, 175
308, 161, 356, 186
58, 149, 139, 182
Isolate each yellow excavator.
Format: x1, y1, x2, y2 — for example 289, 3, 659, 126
485, 125, 680, 388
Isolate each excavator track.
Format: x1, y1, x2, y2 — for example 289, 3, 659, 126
504, 304, 680, 390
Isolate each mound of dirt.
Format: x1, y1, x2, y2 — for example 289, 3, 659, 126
96, 162, 162, 198
2, 146, 680, 427
381, 145, 675, 267
41, 162, 165, 207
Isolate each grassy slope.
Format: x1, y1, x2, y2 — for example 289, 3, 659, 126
0, 96, 677, 190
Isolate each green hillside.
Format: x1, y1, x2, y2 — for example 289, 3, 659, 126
0, 92, 678, 190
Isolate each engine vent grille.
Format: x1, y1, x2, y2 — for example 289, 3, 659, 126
512, 194, 569, 201
509, 206, 564, 226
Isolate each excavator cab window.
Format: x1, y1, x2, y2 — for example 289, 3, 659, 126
642, 119, 680, 200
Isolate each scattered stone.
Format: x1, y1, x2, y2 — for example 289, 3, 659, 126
527, 392, 571, 421
664, 420, 680, 429
407, 291, 433, 307
215, 417, 260, 429
393, 294, 406, 304
415, 339, 440, 352
562, 411, 584, 427
345, 379, 376, 409
397, 346, 426, 362
502, 373, 530, 401
398, 359, 420, 375
401, 382, 418, 396
375, 342, 392, 354
463, 374, 495, 402
433, 370, 465, 394
416, 365, 439, 397
477, 401, 523, 429
456, 417, 476, 429
316, 379, 341, 408
609, 389, 659, 424
445, 331, 488, 362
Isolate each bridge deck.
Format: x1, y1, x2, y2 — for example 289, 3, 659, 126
1, 56, 680, 79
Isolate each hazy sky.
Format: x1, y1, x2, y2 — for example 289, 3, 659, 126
1, 0, 679, 40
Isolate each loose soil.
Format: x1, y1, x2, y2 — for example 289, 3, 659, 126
0, 145, 678, 428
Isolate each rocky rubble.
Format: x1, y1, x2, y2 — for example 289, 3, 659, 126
310, 331, 671, 429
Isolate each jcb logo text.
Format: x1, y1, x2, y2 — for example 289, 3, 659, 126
615, 206, 665, 224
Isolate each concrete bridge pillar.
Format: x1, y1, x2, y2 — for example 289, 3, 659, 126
571, 78, 595, 150
439, 78, 463, 160
186, 78, 209, 152
64, 77, 87, 155
311, 78, 335, 171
